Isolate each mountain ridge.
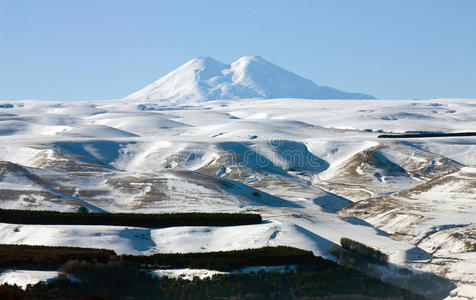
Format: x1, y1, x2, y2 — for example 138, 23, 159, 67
125, 56, 376, 103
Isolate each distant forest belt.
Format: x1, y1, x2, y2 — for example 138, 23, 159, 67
0, 209, 262, 227
0, 244, 314, 271
378, 132, 476, 138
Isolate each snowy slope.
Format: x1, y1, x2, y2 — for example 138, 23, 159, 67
0, 270, 58, 288
0, 98, 475, 298
124, 56, 375, 103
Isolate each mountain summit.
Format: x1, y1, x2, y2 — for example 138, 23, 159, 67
125, 56, 375, 103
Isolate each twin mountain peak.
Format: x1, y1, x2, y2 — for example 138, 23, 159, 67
125, 56, 375, 103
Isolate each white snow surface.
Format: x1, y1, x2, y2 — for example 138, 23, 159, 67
0, 270, 58, 289
150, 265, 297, 280
0, 98, 475, 298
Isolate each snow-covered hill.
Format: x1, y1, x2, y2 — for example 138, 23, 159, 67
0, 98, 475, 298
124, 56, 375, 103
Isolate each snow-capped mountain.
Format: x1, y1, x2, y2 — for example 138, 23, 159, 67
125, 56, 375, 103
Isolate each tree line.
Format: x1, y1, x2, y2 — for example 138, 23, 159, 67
0, 244, 313, 271
0, 257, 425, 300
340, 238, 388, 265
122, 246, 316, 271
0, 208, 262, 228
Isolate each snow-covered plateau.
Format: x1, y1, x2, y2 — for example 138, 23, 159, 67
0, 96, 475, 299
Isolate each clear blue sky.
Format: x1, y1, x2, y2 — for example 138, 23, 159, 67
1, 0, 475, 100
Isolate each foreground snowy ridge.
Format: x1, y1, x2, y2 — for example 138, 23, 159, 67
124, 56, 376, 103
0, 98, 475, 299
